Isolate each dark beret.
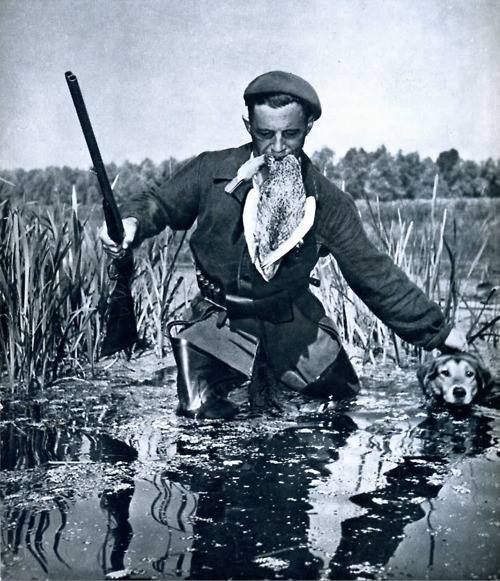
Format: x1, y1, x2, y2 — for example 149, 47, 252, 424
244, 70, 322, 120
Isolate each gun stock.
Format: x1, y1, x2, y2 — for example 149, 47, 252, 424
65, 71, 138, 356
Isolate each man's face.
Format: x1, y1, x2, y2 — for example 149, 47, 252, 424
244, 102, 314, 160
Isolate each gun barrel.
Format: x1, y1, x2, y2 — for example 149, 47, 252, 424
65, 71, 124, 244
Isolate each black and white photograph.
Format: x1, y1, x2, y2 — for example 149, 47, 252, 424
1, 1, 499, 579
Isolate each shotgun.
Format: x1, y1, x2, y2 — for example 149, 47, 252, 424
65, 71, 138, 356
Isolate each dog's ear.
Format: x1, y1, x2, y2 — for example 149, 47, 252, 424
460, 352, 493, 393
474, 359, 493, 393
417, 358, 441, 394
416, 364, 428, 387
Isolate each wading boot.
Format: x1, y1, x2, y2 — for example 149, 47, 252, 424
169, 329, 240, 420
302, 347, 360, 401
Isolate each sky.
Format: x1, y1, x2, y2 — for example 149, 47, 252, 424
0, 0, 499, 169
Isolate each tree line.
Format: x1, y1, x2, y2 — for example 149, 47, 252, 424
311, 146, 500, 200
0, 157, 179, 206
1, 147, 499, 205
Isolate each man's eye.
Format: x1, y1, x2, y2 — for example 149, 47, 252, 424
440, 369, 450, 377
284, 130, 300, 138
256, 130, 273, 139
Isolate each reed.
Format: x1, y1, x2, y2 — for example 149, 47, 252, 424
0, 200, 109, 390
134, 229, 190, 357
0, 194, 189, 392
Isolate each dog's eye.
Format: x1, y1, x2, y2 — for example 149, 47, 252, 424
465, 370, 474, 378
439, 369, 450, 377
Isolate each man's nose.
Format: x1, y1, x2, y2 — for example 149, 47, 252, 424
272, 134, 285, 155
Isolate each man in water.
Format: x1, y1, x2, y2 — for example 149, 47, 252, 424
100, 71, 467, 419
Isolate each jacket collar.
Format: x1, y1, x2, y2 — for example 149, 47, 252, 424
212, 143, 252, 203
301, 152, 319, 201
213, 142, 253, 180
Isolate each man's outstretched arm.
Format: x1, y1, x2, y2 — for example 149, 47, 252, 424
316, 181, 467, 351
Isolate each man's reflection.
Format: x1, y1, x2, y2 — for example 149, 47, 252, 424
172, 413, 357, 580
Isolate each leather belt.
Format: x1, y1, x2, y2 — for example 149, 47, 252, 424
196, 269, 295, 324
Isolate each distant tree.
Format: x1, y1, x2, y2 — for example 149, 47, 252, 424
157, 157, 180, 182
436, 148, 459, 175
338, 147, 371, 198
311, 147, 334, 176
419, 157, 439, 199
106, 162, 119, 184
480, 158, 500, 198
2, 148, 499, 205
311, 146, 345, 188
139, 157, 156, 184
397, 151, 425, 199
365, 146, 404, 201
116, 160, 143, 201
453, 159, 483, 197
435, 148, 460, 197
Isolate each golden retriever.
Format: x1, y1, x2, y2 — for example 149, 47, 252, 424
417, 352, 492, 406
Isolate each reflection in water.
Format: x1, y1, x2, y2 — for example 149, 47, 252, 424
1, 424, 138, 471
410, 409, 493, 458
0, 391, 497, 580
1, 425, 139, 579
326, 409, 494, 579
163, 409, 495, 579
99, 481, 135, 576
3, 497, 72, 575
1, 422, 81, 470
149, 475, 198, 576
171, 414, 358, 579
327, 457, 446, 579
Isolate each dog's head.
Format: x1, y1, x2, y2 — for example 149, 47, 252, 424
417, 352, 492, 406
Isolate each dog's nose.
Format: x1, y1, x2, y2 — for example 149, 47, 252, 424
452, 386, 467, 398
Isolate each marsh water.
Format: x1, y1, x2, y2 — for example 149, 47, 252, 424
1, 353, 499, 580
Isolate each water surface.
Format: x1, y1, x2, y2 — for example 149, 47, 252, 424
1, 359, 499, 580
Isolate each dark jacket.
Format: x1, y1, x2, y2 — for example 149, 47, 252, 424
121, 143, 451, 350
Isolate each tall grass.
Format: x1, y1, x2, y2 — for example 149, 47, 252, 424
0, 198, 189, 392
0, 200, 108, 389
134, 229, 191, 357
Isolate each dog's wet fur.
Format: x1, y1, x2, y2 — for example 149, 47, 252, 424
417, 352, 493, 407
